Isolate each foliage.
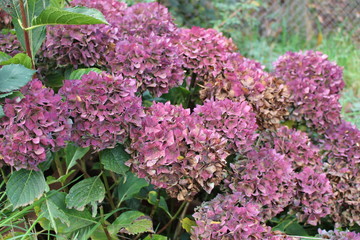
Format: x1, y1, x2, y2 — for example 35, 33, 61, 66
0, 0, 359, 239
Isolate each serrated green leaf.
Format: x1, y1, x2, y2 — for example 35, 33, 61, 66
65, 176, 105, 211
109, 211, 153, 235
181, 217, 196, 234
50, 0, 65, 8
37, 192, 97, 235
65, 142, 90, 173
116, 172, 149, 203
31, 6, 108, 29
143, 234, 167, 240
0, 53, 32, 69
6, 169, 47, 209
0, 64, 36, 92
100, 145, 130, 176
41, 191, 70, 232
69, 68, 103, 80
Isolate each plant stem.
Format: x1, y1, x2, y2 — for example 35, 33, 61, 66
173, 201, 190, 240
19, 0, 34, 68
156, 200, 188, 235
100, 206, 112, 240
101, 171, 118, 217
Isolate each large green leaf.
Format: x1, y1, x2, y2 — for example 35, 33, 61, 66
0, 64, 36, 92
143, 234, 167, 240
100, 145, 130, 176
41, 191, 70, 232
65, 142, 90, 173
147, 191, 171, 218
0, 53, 32, 69
116, 172, 149, 203
108, 211, 153, 235
0, 52, 11, 62
69, 68, 103, 80
31, 6, 108, 29
65, 176, 105, 211
6, 169, 47, 209
0, 106, 4, 118
37, 192, 97, 235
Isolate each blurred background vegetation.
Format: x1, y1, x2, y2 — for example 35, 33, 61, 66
126, 0, 360, 127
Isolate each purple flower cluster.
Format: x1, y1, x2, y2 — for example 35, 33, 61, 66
119, 2, 177, 38
127, 102, 229, 201
262, 126, 333, 225
0, 80, 71, 169
59, 71, 143, 150
200, 53, 291, 130
191, 193, 271, 240
274, 50, 344, 131
229, 148, 296, 220
318, 229, 360, 240
193, 98, 258, 154
0, 32, 22, 57
177, 26, 237, 80
107, 34, 184, 97
322, 121, 360, 226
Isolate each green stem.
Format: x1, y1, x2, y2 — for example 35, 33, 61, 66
19, 0, 34, 68
101, 171, 118, 217
100, 206, 112, 240
173, 201, 190, 240
0, 168, 8, 184
156, 200, 188, 235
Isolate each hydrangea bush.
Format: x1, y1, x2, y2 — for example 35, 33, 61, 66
0, 1, 359, 239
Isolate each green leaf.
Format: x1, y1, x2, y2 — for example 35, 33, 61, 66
0, 64, 36, 92
65, 142, 90, 173
108, 211, 153, 235
6, 169, 47, 209
31, 6, 108, 29
143, 234, 167, 240
272, 216, 309, 236
0, 53, 32, 69
0, 106, 4, 118
0, 52, 11, 62
161, 86, 191, 107
116, 172, 149, 203
65, 176, 105, 211
181, 217, 196, 234
69, 68, 103, 80
50, 0, 65, 8
41, 191, 70, 232
100, 145, 130, 176
147, 191, 171, 218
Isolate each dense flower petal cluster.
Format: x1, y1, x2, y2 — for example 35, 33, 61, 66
0, 32, 22, 56
191, 193, 271, 240
274, 50, 344, 131
119, 2, 177, 38
261, 126, 333, 225
177, 26, 237, 80
192, 98, 258, 153
59, 71, 143, 150
200, 53, 291, 130
322, 121, 360, 226
318, 229, 360, 240
294, 167, 332, 225
0, 80, 71, 169
229, 148, 296, 220
127, 102, 229, 200
107, 35, 184, 97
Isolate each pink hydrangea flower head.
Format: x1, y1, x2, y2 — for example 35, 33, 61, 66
127, 102, 229, 201
107, 34, 184, 97
229, 148, 296, 220
59, 71, 143, 150
322, 121, 360, 226
0, 79, 71, 169
178, 26, 237, 80
192, 98, 258, 154
274, 50, 344, 131
191, 192, 271, 240
0, 32, 22, 56
200, 53, 291, 130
